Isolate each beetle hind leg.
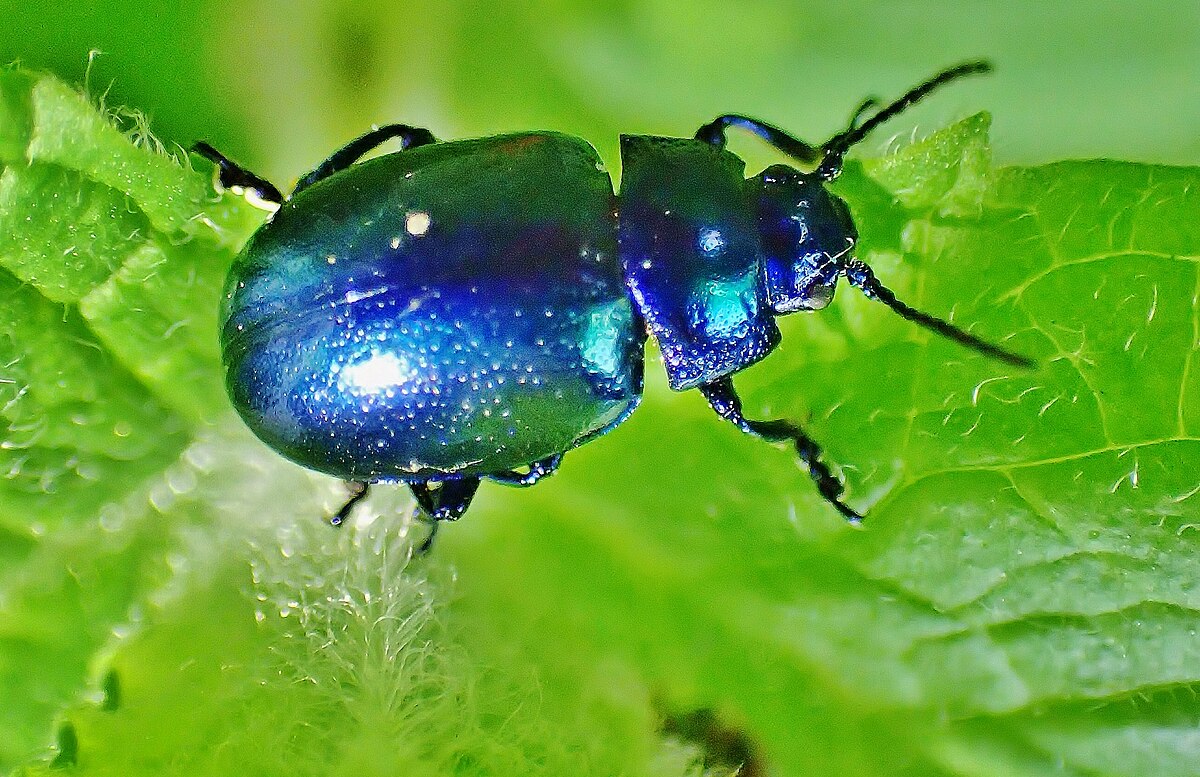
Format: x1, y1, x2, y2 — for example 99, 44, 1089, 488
698, 376, 862, 523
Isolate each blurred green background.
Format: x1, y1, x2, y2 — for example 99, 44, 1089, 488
4, 0, 1197, 179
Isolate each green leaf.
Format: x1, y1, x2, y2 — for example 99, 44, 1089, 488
0, 69, 259, 767
5, 70, 1200, 777
15, 489, 692, 777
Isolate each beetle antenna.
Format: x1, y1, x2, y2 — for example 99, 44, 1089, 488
815, 61, 992, 180
844, 260, 1034, 368
845, 97, 880, 133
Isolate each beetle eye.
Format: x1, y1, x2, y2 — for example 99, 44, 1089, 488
752, 166, 855, 315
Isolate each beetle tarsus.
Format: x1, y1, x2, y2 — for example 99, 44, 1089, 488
744, 418, 863, 523
659, 707, 767, 777
698, 376, 862, 523
845, 97, 880, 133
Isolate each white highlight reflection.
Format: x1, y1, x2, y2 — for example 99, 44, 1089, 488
405, 211, 432, 236
341, 353, 415, 394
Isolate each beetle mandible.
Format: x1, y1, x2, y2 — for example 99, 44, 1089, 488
196, 61, 1031, 548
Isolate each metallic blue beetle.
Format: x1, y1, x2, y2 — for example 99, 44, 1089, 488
196, 62, 1030, 546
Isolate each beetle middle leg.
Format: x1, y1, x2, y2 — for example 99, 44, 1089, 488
697, 376, 861, 523
408, 477, 481, 553
293, 123, 437, 194
486, 454, 563, 487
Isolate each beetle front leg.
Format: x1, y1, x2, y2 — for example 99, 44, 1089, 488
694, 101, 876, 174
698, 376, 862, 523
694, 115, 822, 164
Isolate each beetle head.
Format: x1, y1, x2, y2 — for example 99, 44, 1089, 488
751, 165, 856, 314
749, 165, 1034, 369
